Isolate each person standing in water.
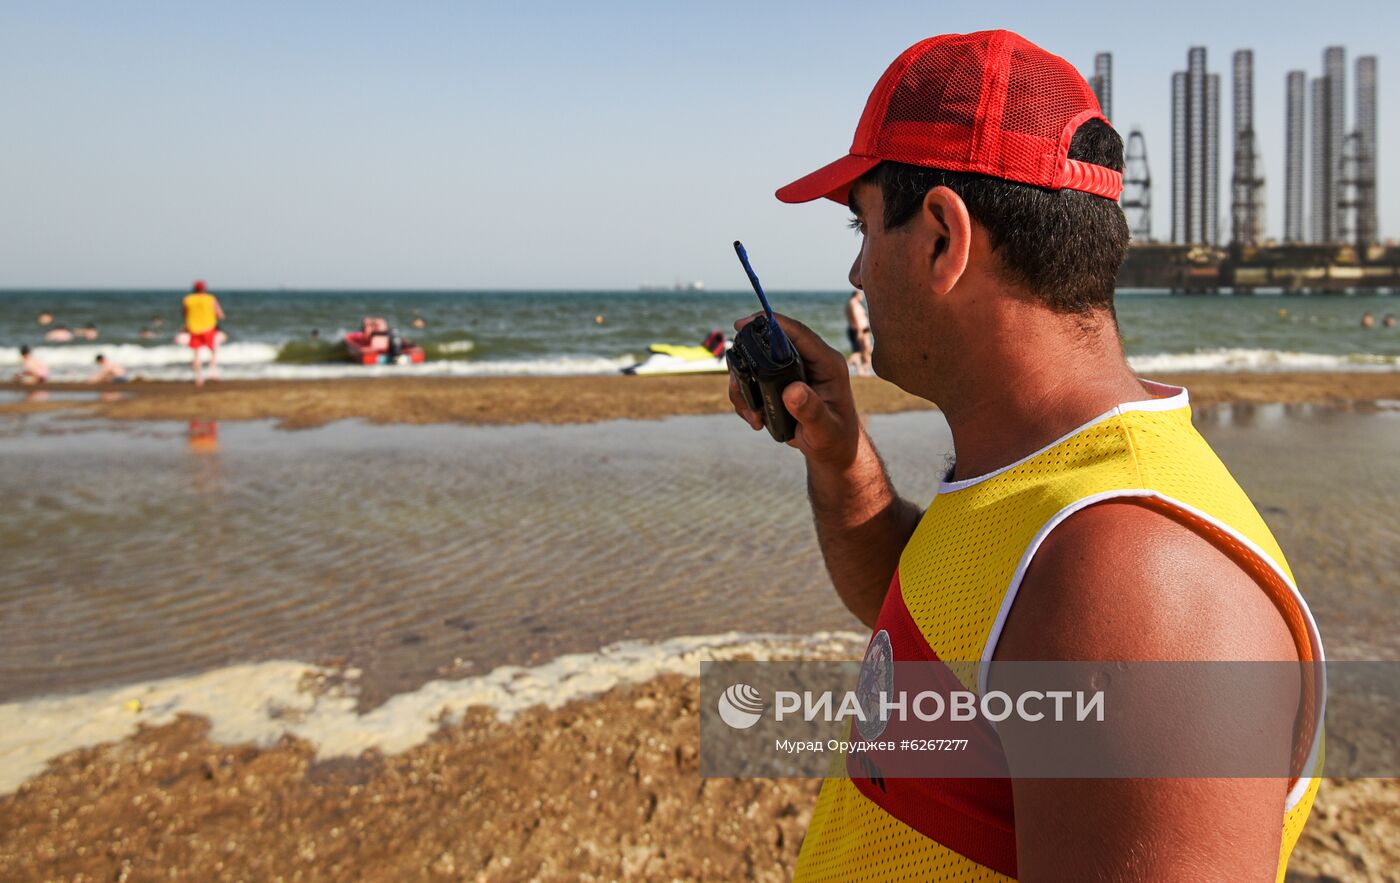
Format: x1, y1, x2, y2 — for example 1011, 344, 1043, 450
844, 289, 873, 375
182, 280, 225, 386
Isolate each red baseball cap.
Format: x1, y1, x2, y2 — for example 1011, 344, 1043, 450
776, 30, 1121, 205
193, 279, 206, 292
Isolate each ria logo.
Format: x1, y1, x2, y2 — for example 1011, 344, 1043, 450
717, 683, 766, 729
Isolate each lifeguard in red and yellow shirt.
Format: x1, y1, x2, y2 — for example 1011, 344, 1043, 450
728, 30, 1322, 883
182, 279, 225, 387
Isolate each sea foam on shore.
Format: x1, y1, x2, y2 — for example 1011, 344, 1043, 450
0, 630, 865, 795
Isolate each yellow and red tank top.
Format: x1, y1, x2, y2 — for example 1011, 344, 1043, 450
794, 380, 1324, 883
183, 293, 219, 334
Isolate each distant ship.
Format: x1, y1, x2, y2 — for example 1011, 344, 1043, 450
639, 280, 706, 292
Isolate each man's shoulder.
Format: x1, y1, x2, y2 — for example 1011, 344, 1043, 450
993, 499, 1296, 664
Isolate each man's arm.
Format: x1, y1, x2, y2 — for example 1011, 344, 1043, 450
214, 297, 226, 321
728, 313, 920, 627
991, 500, 1300, 882
804, 429, 921, 627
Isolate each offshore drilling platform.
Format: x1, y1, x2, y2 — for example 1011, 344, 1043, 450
1090, 47, 1395, 292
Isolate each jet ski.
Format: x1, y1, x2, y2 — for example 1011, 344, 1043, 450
622, 330, 729, 375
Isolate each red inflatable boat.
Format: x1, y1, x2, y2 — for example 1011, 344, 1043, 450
343, 317, 426, 365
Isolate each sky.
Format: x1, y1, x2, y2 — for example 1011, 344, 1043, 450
2, 0, 1397, 290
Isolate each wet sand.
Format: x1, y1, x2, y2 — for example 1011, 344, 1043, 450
3, 370, 1400, 428
0, 675, 1393, 882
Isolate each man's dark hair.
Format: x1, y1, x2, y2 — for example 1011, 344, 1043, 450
20, 345, 30, 356
862, 119, 1128, 315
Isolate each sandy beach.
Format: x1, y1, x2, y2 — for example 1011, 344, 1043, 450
0, 632, 865, 882
4, 370, 1400, 428
0, 670, 1395, 882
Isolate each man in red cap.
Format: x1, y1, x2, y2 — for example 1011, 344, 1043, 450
730, 31, 1320, 881
182, 279, 225, 387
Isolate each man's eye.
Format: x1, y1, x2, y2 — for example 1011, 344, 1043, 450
847, 216, 865, 234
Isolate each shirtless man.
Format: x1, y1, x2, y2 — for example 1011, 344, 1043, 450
88, 354, 129, 383
15, 346, 49, 384
844, 289, 873, 375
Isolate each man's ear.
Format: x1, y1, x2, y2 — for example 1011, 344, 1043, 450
918, 186, 972, 295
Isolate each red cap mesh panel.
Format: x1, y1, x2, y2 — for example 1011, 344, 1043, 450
1001, 46, 1102, 139
882, 41, 985, 130
873, 39, 988, 169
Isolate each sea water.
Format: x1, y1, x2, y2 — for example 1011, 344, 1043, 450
0, 404, 1395, 711
1, 288, 1399, 380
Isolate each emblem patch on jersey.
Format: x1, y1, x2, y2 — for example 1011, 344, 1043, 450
855, 629, 894, 739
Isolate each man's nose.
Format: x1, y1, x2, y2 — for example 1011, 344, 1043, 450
848, 250, 863, 290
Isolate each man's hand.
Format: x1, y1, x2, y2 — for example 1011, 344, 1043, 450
725, 310, 920, 627
727, 312, 861, 469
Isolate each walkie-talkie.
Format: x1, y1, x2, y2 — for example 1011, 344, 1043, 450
727, 241, 807, 442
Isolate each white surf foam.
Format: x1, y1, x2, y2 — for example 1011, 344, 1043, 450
1128, 348, 1400, 373
11, 341, 1396, 382
0, 630, 865, 794
194, 355, 639, 380
434, 340, 476, 354
0, 342, 281, 372
0, 346, 637, 380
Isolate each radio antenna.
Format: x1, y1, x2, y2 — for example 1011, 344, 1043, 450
733, 240, 793, 361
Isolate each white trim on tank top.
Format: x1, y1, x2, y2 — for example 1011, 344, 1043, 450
937, 379, 1190, 493
975, 488, 1327, 812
